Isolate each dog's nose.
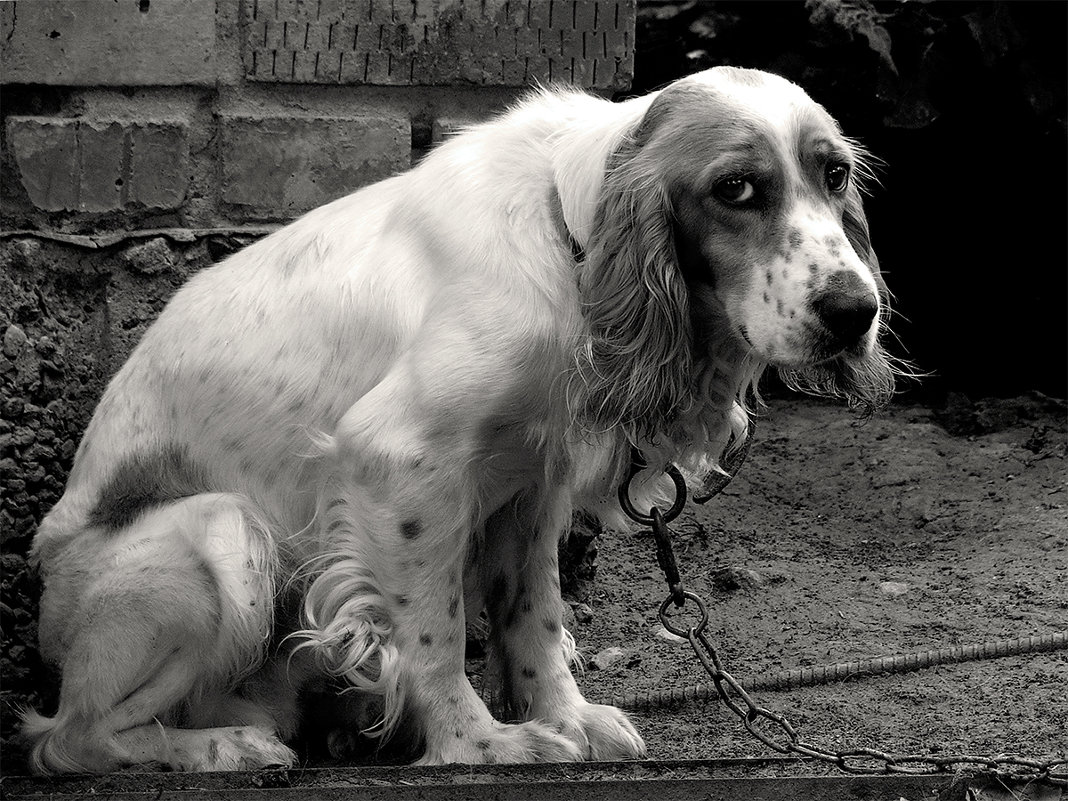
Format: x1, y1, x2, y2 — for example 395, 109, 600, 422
811, 271, 879, 344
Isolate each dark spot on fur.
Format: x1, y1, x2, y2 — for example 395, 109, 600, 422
395, 594, 409, 606
448, 595, 460, 618
765, 270, 773, 286
455, 729, 464, 738
419, 633, 433, 646
327, 518, 347, 533
207, 738, 219, 764
543, 617, 559, 633
776, 299, 785, 316
476, 739, 490, 751
808, 263, 819, 274
87, 445, 213, 532
400, 519, 422, 540
521, 667, 537, 679
327, 498, 346, 511
763, 292, 770, 304
787, 229, 803, 249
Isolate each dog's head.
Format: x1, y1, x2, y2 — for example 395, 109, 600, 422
578, 66, 897, 442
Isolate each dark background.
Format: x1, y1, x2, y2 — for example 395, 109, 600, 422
632, 0, 1067, 403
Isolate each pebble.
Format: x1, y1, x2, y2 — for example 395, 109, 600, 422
879, 580, 910, 597
570, 602, 594, 624
654, 626, 687, 644
120, 237, 175, 275
3, 325, 27, 359
590, 646, 626, 671
712, 566, 765, 592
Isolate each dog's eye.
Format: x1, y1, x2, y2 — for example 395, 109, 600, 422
825, 163, 850, 193
714, 176, 756, 206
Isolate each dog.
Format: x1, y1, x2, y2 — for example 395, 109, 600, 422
24, 66, 898, 773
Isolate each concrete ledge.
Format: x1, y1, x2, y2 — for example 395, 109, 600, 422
2, 759, 1049, 801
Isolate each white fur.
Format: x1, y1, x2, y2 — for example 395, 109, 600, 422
25, 67, 895, 774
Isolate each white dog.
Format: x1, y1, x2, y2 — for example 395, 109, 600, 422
25, 66, 896, 773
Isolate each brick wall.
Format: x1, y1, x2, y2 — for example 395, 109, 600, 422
1, 0, 635, 231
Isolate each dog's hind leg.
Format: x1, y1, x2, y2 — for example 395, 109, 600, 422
25, 493, 296, 774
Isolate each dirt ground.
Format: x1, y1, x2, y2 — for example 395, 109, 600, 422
2, 393, 1065, 782
562, 394, 1067, 773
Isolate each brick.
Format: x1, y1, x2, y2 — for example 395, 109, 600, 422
5, 118, 77, 212
6, 117, 189, 214
220, 113, 410, 220
128, 124, 190, 210
0, 0, 214, 86
77, 121, 124, 213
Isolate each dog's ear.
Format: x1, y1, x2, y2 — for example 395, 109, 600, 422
576, 145, 692, 437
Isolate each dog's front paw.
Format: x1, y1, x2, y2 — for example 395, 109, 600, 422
560, 702, 646, 760
417, 719, 585, 765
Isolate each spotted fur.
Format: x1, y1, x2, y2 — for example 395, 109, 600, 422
24, 67, 898, 774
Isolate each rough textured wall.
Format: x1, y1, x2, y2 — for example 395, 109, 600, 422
0, 233, 233, 761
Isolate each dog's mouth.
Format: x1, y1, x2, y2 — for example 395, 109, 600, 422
741, 325, 868, 371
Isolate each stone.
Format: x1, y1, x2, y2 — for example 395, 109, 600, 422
0, 0, 215, 86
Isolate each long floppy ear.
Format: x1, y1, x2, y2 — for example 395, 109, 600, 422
575, 143, 693, 438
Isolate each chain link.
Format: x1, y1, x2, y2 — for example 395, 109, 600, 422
620, 456, 1068, 788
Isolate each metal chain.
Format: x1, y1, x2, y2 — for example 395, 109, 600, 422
618, 455, 1068, 788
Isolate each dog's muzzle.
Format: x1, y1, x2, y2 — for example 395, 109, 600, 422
810, 270, 879, 348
